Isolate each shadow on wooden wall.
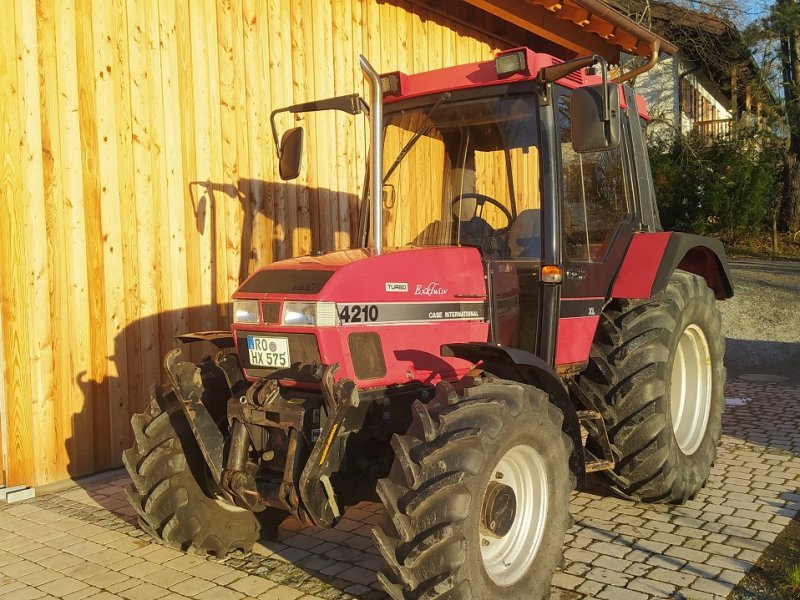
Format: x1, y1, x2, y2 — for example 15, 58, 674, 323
69, 181, 361, 479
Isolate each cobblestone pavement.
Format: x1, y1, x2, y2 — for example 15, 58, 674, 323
1, 379, 798, 600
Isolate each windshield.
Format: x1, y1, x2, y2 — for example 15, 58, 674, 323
375, 93, 542, 259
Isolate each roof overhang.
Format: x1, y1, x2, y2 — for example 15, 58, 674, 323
462, 0, 677, 62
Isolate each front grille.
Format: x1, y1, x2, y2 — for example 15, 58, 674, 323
261, 302, 280, 324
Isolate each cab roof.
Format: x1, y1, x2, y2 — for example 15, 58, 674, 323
382, 47, 651, 120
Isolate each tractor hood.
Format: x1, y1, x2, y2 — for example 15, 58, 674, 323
231, 246, 489, 388
234, 246, 487, 304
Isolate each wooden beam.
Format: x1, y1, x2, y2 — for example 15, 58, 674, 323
462, 0, 619, 59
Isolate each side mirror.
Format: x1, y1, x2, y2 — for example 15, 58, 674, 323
571, 84, 621, 153
279, 127, 304, 180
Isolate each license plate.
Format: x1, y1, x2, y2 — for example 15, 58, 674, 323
247, 336, 290, 368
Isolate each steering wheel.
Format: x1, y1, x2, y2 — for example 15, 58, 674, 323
450, 193, 513, 233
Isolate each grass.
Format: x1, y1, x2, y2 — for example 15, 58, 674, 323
726, 231, 800, 261
730, 514, 800, 600
783, 564, 800, 595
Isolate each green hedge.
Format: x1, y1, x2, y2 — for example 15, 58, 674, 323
649, 130, 783, 242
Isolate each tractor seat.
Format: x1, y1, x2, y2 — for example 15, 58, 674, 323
458, 217, 510, 259
507, 209, 541, 259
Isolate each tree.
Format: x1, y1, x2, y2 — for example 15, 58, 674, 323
771, 0, 800, 232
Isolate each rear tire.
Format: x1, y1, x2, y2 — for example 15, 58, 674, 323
577, 270, 725, 503
123, 385, 284, 556
373, 378, 574, 600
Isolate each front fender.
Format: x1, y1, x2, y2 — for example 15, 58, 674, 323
441, 342, 585, 487
611, 232, 733, 300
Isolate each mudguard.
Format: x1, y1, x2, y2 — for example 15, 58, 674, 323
611, 232, 733, 300
441, 342, 586, 487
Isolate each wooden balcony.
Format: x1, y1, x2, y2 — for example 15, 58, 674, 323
694, 118, 734, 140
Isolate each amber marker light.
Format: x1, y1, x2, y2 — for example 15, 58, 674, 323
541, 265, 563, 283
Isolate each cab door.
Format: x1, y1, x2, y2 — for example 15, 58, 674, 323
553, 89, 638, 369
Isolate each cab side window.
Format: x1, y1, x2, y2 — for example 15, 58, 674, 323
557, 95, 631, 261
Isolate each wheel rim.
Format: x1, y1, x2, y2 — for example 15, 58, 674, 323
669, 323, 713, 454
479, 444, 548, 587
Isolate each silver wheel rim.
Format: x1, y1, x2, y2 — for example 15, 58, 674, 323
480, 444, 548, 586
670, 323, 712, 454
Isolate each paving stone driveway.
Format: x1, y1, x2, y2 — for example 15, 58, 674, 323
1, 378, 798, 600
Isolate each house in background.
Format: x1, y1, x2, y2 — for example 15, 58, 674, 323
620, 1, 776, 140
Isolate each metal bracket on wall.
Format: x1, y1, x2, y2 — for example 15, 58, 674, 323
0, 485, 35, 504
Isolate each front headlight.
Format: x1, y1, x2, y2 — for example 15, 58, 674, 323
283, 302, 317, 325
233, 300, 260, 324
283, 301, 338, 326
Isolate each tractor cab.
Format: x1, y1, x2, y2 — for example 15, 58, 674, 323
271, 48, 659, 368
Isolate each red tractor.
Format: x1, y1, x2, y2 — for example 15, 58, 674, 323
124, 48, 732, 599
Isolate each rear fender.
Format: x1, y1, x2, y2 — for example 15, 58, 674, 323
441, 342, 585, 487
611, 232, 733, 300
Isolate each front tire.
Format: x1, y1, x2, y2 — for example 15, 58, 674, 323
577, 270, 725, 503
123, 386, 282, 556
374, 378, 574, 600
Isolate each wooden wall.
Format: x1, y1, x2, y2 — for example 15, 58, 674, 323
0, 0, 539, 486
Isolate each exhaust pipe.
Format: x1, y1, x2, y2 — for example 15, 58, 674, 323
359, 55, 384, 255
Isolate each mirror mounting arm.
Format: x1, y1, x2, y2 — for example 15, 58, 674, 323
270, 94, 369, 158
538, 54, 612, 123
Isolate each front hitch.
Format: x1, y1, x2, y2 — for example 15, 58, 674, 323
164, 348, 264, 512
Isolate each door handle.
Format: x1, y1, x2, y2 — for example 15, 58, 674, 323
566, 267, 585, 280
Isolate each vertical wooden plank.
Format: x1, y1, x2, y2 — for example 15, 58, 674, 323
0, 0, 34, 487
110, 0, 140, 455
298, 0, 321, 254
284, 2, 313, 256
242, 0, 268, 270
215, 0, 243, 298
231, 0, 252, 280
0, 308, 5, 483
19, 0, 55, 486
441, 3, 455, 70
145, 0, 173, 372
127, 0, 160, 412
54, 0, 93, 477
267, 0, 294, 260
159, 0, 190, 342
394, 1, 410, 73
92, 0, 130, 464
201, 0, 225, 325
255, 0, 277, 265
37, 0, 70, 482
332, 0, 353, 248
188, 0, 214, 330
350, 0, 367, 242
312, 0, 335, 252
75, 0, 110, 471
174, 0, 200, 347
